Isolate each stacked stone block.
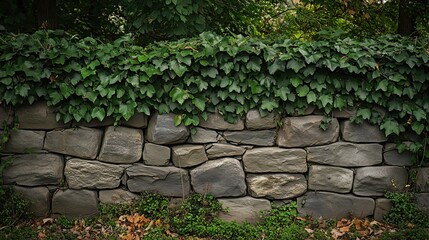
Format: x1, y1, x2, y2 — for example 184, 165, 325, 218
1, 102, 425, 223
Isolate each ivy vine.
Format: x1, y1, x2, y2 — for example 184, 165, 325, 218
0, 30, 428, 158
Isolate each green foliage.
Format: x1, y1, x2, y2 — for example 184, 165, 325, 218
132, 192, 170, 220
56, 216, 75, 229
0, 30, 428, 159
0, 186, 31, 227
0, 225, 37, 240
384, 192, 429, 228
380, 227, 429, 240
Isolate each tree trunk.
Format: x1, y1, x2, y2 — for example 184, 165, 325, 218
397, 0, 416, 36
36, 0, 57, 29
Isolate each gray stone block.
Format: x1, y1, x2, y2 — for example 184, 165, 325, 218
243, 147, 307, 173
218, 197, 271, 224
341, 120, 387, 143
65, 158, 125, 189
297, 192, 375, 219
13, 186, 50, 217
44, 127, 103, 159
199, 112, 244, 130
190, 158, 246, 197
416, 168, 429, 192
127, 164, 190, 197
245, 110, 276, 130
206, 143, 246, 159
146, 113, 189, 144
188, 127, 218, 143
2, 130, 45, 153
2, 154, 64, 186
172, 145, 208, 168
223, 130, 276, 146
353, 166, 408, 196
332, 107, 356, 118
120, 112, 148, 128
383, 143, 413, 166
374, 198, 392, 221
277, 116, 339, 147
308, 165, 353, 193
99, 189, 139, 204
15, 101, 69, 129
143, 143, 170, 166
98, 126, 143, 164
52, 189, 99, 218
416, 193, 429, 215
246, 173, 307, 199
307, 142, 383, 167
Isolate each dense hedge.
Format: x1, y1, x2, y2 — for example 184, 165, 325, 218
0, 31, 428, 154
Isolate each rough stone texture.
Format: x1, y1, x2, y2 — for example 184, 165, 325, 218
341, 120, 387, 143
2, 130, 45, 153
243, 147, 307, 173
190, 158, 246, 197
188, 127, 218, 143
52, 189, 99, 218
120, 112, 148, 128
416, 167, 429, 192
143, 143, 170, 166
332, 107, 356, 118
353, 166, 408, 196
146, 113, 189, 144
77, 117, 115, 127
99, 189, 139, 204
277, 116, 339, 147
15, 101, 69, 129
13, 186, 50, 217
2, 154, 64, 186
98, 126, 143, 164
65, 158, 125, 189
308, 165, 354, 193
44, 127, 103, 159
245, 110, 276, 130
127, 164, 190, 197
246, 174, 307, 199
416, 193, 429, 215
218, 197, 271, 224
172, 145, 208, 167
374, 198, 392, 221
307, 142, 383, 167
383, 143, 413, 166
297, 192, 375, 219
223, 130, 276, 146
206, 143, 246, 159
199, 112, 244, 130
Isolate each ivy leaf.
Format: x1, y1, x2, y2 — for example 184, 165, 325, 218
287, 59, 305, 73
306, 91, 317, 104
81, 67, 95, 79
411, 122, 425, 135
356, 108, 371, 120
268, 59, 285, 75
137, 104, 150, 116
201, 67, 218, 78
192, 97, 206, 111
413, 108, 426, 121
297, 85, 310, 97
246, 56, 261, 72
290, 77, 302, 88
91, 107, 106, 121
169, 60, 187, 77
170, 87, 188, 104
376, 79, 389, 92
261, 99, 278, 111
16, 84, 30, 97
174, 114, 183, 126
59, 83, 74, 98
380, 118, 401, 136
220, 62, 234, 74
319, 94, 333, 107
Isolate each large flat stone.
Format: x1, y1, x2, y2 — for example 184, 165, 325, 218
223, 130, 276, 146
127, 164, 190, 197
65, 158, 125, 189
416, 167, 429, 192
188, 127, 218, 143
199, 112, 244, 130
120, 112, 148, 128
146, 113, 189, 144
52, 189, 99, 218
206, 143, 246, 159
332, 107, 356, 118
374, 198, 392, 221
383, 143, 413, 166
15, 101, 69, 129
98, 126, 143, 164
277, 116, 339, 147
353, 166, 408, 196
307, 142, 383, 167
218, 197, 271, 224
99, 189, 139, 204
245, 110, 276, 130
44, 127, 103, 159
416, 193, 429, 215
13, 186, 50, 217
2, 154, 64, 186
308, 165, 353, 193
297, 192, 375, 219
2, 130, 45, 153
143, 143, 170, 166
341, 120, 387, 143
246, 173, 307, 199
243, 147, 307, 173
190, 158, 246, 197
172, 145, 208, 167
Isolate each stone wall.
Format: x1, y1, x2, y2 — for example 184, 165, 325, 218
1, 102, 428, 223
